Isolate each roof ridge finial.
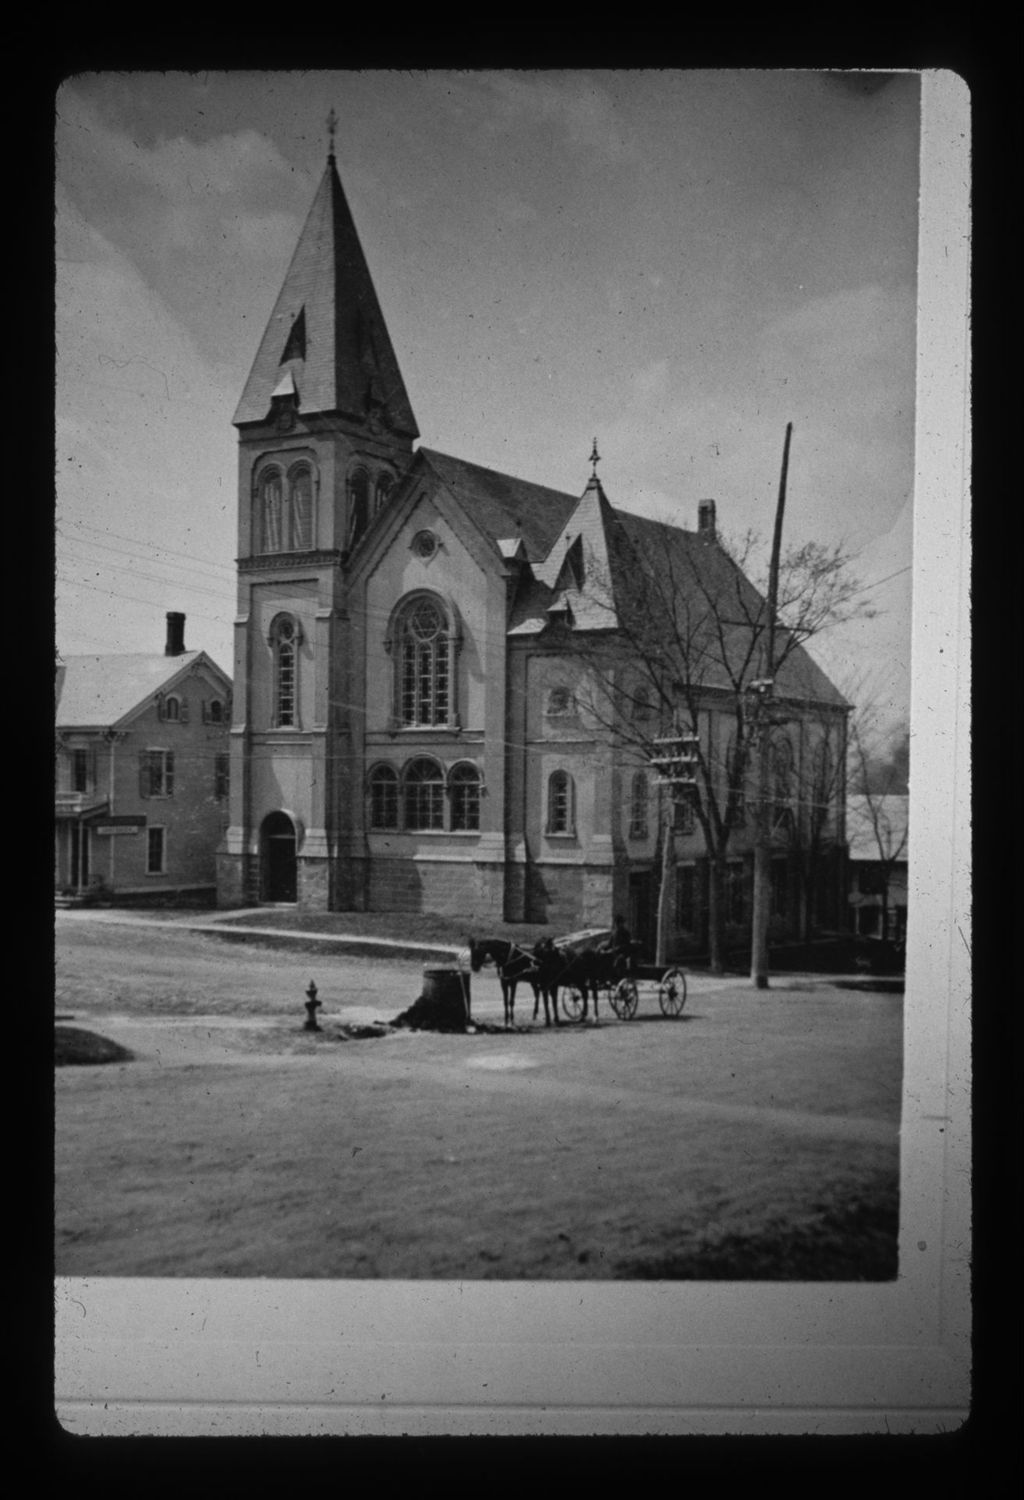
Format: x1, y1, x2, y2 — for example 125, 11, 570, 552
327, 106, 338, 163
589, 437, 600, 480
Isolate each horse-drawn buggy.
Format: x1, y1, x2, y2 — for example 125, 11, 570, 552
465, 928, 688, 1028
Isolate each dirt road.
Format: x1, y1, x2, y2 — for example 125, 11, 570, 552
55, 917, 903, 1280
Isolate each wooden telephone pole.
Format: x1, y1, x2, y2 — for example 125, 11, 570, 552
750, 422, 793, 989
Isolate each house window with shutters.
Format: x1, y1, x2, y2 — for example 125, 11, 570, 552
140, 750, 175, 799
71, 748, 91, 793
147, 826, 166, 874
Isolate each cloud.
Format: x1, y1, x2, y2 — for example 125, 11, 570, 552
473, 73, 640, 165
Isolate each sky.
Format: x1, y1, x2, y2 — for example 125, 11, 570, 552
55, 69, 920, 740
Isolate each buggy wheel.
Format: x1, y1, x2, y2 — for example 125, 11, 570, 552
611, 978, 639, 1020
658, 968, 688, 1017
562, 985, 588, 1023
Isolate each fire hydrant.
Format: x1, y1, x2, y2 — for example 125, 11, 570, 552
303, 980, 322, 1032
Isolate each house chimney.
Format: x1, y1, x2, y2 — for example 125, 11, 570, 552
165, 612, 186, 656
697, 499, 717, 540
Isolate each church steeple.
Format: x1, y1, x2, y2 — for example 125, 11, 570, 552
233, 148, 418, 440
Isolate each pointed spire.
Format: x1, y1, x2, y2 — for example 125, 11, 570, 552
233, 153, 418, 438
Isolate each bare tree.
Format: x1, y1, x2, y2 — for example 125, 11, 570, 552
847, 711, 910, 941
560, 511, 869, 972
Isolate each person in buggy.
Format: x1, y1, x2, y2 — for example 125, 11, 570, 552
600, 915, 634, 979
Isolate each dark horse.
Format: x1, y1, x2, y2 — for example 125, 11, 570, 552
530, 938, 608, 1022
467, 938, 551, 1028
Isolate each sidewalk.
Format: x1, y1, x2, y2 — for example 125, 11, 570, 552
55, 906, 900, 992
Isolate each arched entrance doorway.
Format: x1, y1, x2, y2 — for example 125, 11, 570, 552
260, 811, 297, 903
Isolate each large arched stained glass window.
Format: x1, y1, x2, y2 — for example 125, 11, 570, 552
404, 758, 445, 831
398, 597, 452, 727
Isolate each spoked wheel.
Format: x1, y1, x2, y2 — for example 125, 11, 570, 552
611, 977, 639, 1020
658, 967, 688, 1017
561, 985, 588, 1023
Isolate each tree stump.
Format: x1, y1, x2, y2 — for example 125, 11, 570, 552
392, 966, 472, 1032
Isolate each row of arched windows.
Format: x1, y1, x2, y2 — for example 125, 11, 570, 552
254, 462, 396, 556
368, 760, 481, 832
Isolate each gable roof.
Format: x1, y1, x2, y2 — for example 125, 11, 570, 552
386, 445, 847, 710
55, 652, 229, 730
417, 448, 578, 562
233, 156, 418, 436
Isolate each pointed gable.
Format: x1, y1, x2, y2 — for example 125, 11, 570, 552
531, 475, 625, 630
233, 156, 418, 437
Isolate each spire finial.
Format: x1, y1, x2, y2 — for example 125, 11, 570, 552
589, 438, 601, 479
326, 107, 338, 162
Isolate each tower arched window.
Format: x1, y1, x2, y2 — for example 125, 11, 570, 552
546, 770, 575, 835
259, 468, 284, 552
270, 615, 301, 728
348, 467, 370, 548
368, 763, 399, 830
374, 472, 393, 516
289, 464, 314, 551
449, 763, 481, 832
257, 463, 316, 553
394, 595, 456, 728
404, 758, 445, 831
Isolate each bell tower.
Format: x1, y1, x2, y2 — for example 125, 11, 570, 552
218, 120, 418, 910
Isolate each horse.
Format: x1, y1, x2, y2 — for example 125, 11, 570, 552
529, 938, 563, 1028
531, 938, 606, 1023
466, 937, 542, 1029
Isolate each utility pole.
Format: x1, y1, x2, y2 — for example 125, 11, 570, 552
750, 423, 793, 989
650, 728, 700, 967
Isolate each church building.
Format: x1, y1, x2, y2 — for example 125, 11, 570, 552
216, 144, 849, 954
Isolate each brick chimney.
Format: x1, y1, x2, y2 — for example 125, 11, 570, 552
697, 499, 717, 540
165, 612, 186, 656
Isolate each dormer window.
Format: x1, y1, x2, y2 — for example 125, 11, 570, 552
280, 307, 306, 364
